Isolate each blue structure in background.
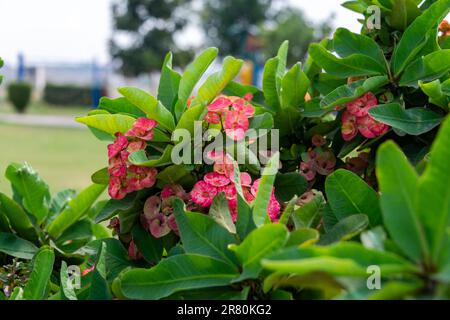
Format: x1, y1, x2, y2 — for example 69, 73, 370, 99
91, 59, 102, 108
17, 53, 25, 81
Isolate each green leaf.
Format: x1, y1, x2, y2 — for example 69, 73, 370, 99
23, 246, 55, 300
128, 145, 174, 167
263, 57, 281, 111
173, 199, 238, 267
341, 1, 368, 13
60, 261, 78, 300
369, 103, 442, 135
229, 224, 289, 280
280, 63, 310, 109
91, 167, 109, 185
95, 191, 142, 223
376, 141, 429, 262
118, 86, 175, 132
262, 242, 416, 277
5, 163, 51, 225
292, 194, 326, 229
76, 114, 135, 135
274, 172, 308, 202
156, 165, 193, 187
174, 47, 218, 119
276, 41, 289, 89
388, 0, 422, 31
98, 96, 146, 118
191, 56, 243, 106
320, 76, 389, 109
319, 214, 370, 245
0, 193, 38, 241
286, 228, 320, 247
47, 184, 106, 239
209, 192, 236, 234
391, 0, 450, 75
325, 169, 382, 226
333, 28, 386, 69
120, 254, 238, 300
132, 224, 163, 264
0, 233, 38, 259
419, 79, 449, 109
252, 152, 280, 226
158, 52, 181, 112
417, 116, 450, 265
174, 103, 205, 135
232, 163, 256, 240
399, 50, 450, 87
309, 43, 387, 78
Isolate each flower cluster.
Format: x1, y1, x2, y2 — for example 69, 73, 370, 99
190, 151, 280, 222
439, 20, 450, 37
205, 94, 255, 141
299, 135, 336, 182
141, 185, 190, 238
108, 118, 158, 200
341, 92, 390, 141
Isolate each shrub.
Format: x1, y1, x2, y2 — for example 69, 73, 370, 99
7, 82, 32, 113
43, 84, 92, 106
0, 57, 3, 85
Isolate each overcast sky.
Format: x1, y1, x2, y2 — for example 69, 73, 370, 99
0, 0, 364, 66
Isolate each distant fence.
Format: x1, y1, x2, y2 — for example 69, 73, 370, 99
43, 84, 93, 106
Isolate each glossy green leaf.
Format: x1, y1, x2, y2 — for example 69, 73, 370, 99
5, 163, 51, 225
173, 199, 238, 267
391, 0, 450, 75
417, 116, 450, 264
76, 114, 135, 135
98, 96, 146, 118
333, 28, 386, 69
158, 52, 181, 112
280, 63, 310, 109
120, 254, 238, 300
128, 145, 174, 167
325, 169, 382, 226
292, 194, 326, 229
286, 228, 320, 247
0, 192, 38, 241
209, 192, 236, 234
369, 103, 442, 135
95, 191, 142, 223
320, 76, 389, 109
419, 79, 449, 109
229, 224, 289, 280
174, 47, 218, 119
132, 224, 163, 264
262, 57, 281, 112
253, 152, 280, 226
191, 56, 243, 106
274, 172, 307, 202
91, 167, 109, 185
309, 43, 387, 78
399, 50, 450, 87
23, 246, 55, 300
47, 183, 106, 239
0, 233, 38, 259
174, 103, 205, 135
118, 86, 175, 131
60, 261, 78, 300
376, 141, 429, 262
319, 214, 370, 245
388, 0, 422, 30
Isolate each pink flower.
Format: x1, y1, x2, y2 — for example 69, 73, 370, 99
148, 213, 171, 238
243, 93, 253, 101
161, 185, 189, 201
224, 110, 249, 141
191, 181, 218, 207
208, 96, 232, 113
312, 135, 326, 147
204, 172, 231, 187
249, 179, 280, 222
125, 118, 158, 141
218, 183, 237, 200
357, 115, 390, 139
82, 264, 96, 276
341, 110, 359, 141
108, 176, 127, 200
127, 139, 146, 153
144, 196, 161, 220
205, 111, 221, 124
108, 155, 127, 177
231, 98, 255, 117
346, 92, 378, 117
128, 240, 140, 260
300, 161, 316, 182
167, 214, 179, 235
108, 133, 128, 159
315, 150, 336, 176
239, 172, 252, 187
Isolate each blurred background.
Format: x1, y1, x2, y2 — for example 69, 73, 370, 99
0, 0, 361, 195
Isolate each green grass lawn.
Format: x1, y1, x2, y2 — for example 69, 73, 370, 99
0, 100, 91, 117
0, 123, 108, 196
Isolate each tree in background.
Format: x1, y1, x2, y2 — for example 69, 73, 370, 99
201, 0, 273, 57
261, 8, 332, 66
110, 0, 194, 76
